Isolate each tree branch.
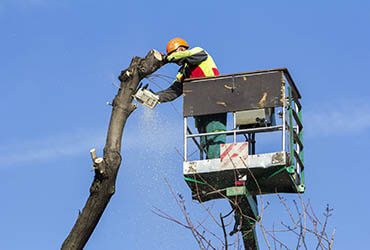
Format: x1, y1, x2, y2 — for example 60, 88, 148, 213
61, 49, 165, 250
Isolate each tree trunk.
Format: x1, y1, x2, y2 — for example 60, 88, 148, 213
61, 50, 165, 250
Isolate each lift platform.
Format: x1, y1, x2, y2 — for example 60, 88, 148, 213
182, 68, 304, 202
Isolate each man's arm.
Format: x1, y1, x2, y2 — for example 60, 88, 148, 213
155, 71, 184, 103
167, 47, 208, 65
155, 47, 208, 103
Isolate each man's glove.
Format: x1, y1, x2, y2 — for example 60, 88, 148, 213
162, 54, 169, 64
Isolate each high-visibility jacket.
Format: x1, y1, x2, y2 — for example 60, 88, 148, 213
156, 47, 219, 103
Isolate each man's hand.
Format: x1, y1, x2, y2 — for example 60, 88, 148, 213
163, 56, 169, 64
161, 52, 169, 64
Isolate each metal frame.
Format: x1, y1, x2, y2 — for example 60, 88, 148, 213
186, 125, 283, 139
183, 68, 305, 193
182, 68, 303, 250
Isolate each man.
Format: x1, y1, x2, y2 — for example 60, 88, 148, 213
155, 38, 227, 159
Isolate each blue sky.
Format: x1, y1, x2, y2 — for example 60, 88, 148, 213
1, 1, 370, 249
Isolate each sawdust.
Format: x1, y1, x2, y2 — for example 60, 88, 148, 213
133, 107, 183, 203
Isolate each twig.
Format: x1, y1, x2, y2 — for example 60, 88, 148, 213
164, 178, 215, 250
263, 229, 290, 250
272, 222, 277, 250
220, 213, 229, 250
151, 207, 190, 229
259, 223, 272, 250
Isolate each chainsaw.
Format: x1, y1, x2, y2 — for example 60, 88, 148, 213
134, 83, 160, 109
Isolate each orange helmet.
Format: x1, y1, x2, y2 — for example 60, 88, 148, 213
166, 37, 189, 54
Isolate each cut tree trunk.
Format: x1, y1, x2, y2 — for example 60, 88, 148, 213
61, 50, 165, 250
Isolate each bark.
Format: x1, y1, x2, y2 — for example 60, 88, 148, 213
61, 50, 165, 250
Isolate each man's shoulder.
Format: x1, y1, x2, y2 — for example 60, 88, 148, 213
189, 47, 206, 53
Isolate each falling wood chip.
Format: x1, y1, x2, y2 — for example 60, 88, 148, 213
258, 92, 267, 107
224, 84, 233, 90
216, 101, 227, 107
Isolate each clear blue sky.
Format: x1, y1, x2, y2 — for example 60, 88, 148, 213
1, 1, 369, 249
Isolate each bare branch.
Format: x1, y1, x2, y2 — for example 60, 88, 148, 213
220, 213, 229, 249
151, 207, 191, 229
